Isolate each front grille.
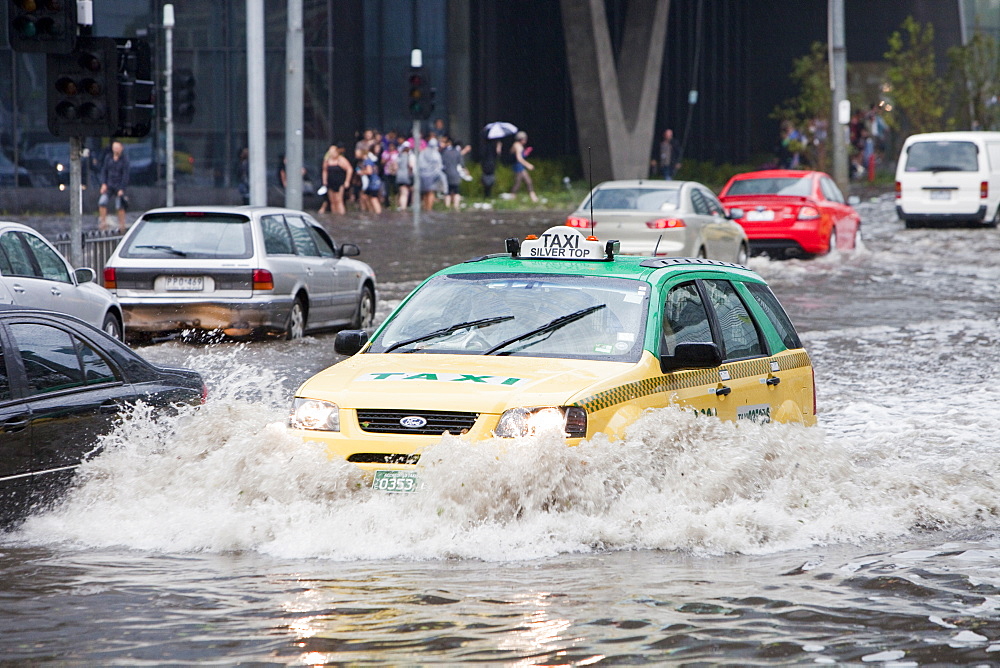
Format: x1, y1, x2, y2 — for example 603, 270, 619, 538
356, 409, 479, 435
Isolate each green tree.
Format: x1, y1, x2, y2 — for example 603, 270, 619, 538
948, 30, 1000, 131
772, 42, 832, 171
884, 16, 946, 137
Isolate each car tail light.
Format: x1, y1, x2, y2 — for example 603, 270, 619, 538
565, 216, 592, 228
646, 218, 685, 229
895, 181, 901, 199
252, 269, 274, 291
981, 181, 989, 198
797, 206, 820, 220
201, 382, 209, 404
103, 267, 116, 289
185, 211, 205, 217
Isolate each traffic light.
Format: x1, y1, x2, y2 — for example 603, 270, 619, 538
115, 38, 154, 138
173, 68, 196, 124
407, 67, 433, 120
8, 0, 77, 53
46, 36, 118, 137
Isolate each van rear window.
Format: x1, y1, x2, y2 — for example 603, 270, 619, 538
905, 141, 979, 172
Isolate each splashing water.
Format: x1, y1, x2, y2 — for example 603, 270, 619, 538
13, 340, 1000, 561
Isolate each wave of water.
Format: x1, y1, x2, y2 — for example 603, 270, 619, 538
11, 320, 1000, 562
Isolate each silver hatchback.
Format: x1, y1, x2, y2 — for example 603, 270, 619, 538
103, 206, 377, 340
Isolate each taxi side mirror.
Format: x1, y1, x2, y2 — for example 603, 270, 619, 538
338, 243, 361, 258
660, 341, 723, 373
334, 329, 369, 355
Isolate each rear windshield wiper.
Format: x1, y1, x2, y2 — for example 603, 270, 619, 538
382, 315, 514, 353
134, 244, 187, 256
485, 304, 606, 355
922, 165, 965, 172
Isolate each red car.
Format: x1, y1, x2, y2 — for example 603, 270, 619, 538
719, 169, 861, 258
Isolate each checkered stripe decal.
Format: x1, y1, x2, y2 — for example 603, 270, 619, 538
571, 350, 812, 413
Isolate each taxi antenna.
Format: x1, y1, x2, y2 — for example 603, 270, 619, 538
588, 147, 595, 236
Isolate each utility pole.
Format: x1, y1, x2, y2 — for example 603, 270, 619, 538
410, 49, 422, 227
829, 0, 849, 194
163, 4, 175, 207
285, 0, 304, 211
247, 0, 267, 206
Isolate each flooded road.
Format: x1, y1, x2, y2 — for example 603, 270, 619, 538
3, 196, 1000, 664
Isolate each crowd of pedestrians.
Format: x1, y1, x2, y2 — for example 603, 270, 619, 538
311, 123, 476, 215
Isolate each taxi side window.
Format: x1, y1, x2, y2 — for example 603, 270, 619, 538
702, 279, 764, 360
662, 281, 712, 355
261, 215, 294, 255
744, 282, 802, 350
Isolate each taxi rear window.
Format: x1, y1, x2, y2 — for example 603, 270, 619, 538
120, 213, 253, 259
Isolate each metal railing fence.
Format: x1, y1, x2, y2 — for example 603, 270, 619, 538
52, 230, 124, 273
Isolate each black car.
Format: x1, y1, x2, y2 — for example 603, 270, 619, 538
0, 306, 205, 525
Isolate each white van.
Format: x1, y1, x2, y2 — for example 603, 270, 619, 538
895, 131, 1000, 228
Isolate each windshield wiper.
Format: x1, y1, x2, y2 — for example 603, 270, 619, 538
135, 244, 187, 256
382, 315, 514, 353
485, 304, 606, 355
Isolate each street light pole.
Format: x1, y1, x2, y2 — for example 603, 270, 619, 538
829, 0, 849, 194
247, 0, 267, 206
284, 0, 304, 211
163, 4, 175, 207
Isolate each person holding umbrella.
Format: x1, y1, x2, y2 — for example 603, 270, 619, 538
481, 122, 518, 199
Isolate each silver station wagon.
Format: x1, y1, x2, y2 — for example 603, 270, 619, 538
103, 206, 377, 341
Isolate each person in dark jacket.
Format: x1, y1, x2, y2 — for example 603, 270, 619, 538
99, 141, 130, 232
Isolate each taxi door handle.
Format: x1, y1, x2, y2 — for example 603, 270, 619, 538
765, 376, 781, 386
715, 385, 732, 397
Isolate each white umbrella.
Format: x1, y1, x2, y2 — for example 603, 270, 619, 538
483, 121, 518, 140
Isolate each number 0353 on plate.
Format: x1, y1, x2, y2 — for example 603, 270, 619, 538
372, 469, 420, 493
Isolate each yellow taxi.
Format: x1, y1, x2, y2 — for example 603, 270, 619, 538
288, 226, 815, 491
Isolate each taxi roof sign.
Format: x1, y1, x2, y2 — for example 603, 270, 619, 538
507, 225, 620, 262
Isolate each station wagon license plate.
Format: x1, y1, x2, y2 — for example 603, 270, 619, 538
164, 276, 204, 291
929, 189, 951, 200
372, 469, 419, 493
746, 209, 775, 221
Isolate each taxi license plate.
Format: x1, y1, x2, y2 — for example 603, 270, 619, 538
746, 209, 775, 221
372, 469, 419, 493
165, 276, 204, 291
929, 189, 951, 200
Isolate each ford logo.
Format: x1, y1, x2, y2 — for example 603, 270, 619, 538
399, 416, 428, 429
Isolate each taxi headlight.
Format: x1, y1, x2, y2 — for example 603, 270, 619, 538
494, 406, 587, 438
289, 397, 340, 431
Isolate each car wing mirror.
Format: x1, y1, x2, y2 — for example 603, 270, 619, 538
726, 207, 744, 220
660, 341, 723, 373
334, 329, 369, 356
338, 243, 360, 258
74, 267, 96, 284
847, 195, 860, 205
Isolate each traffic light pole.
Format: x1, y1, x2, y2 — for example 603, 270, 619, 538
412, 119, 421, 227
69, 136, 83, 267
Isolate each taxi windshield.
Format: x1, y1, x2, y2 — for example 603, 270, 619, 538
368, 273, 649, 361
